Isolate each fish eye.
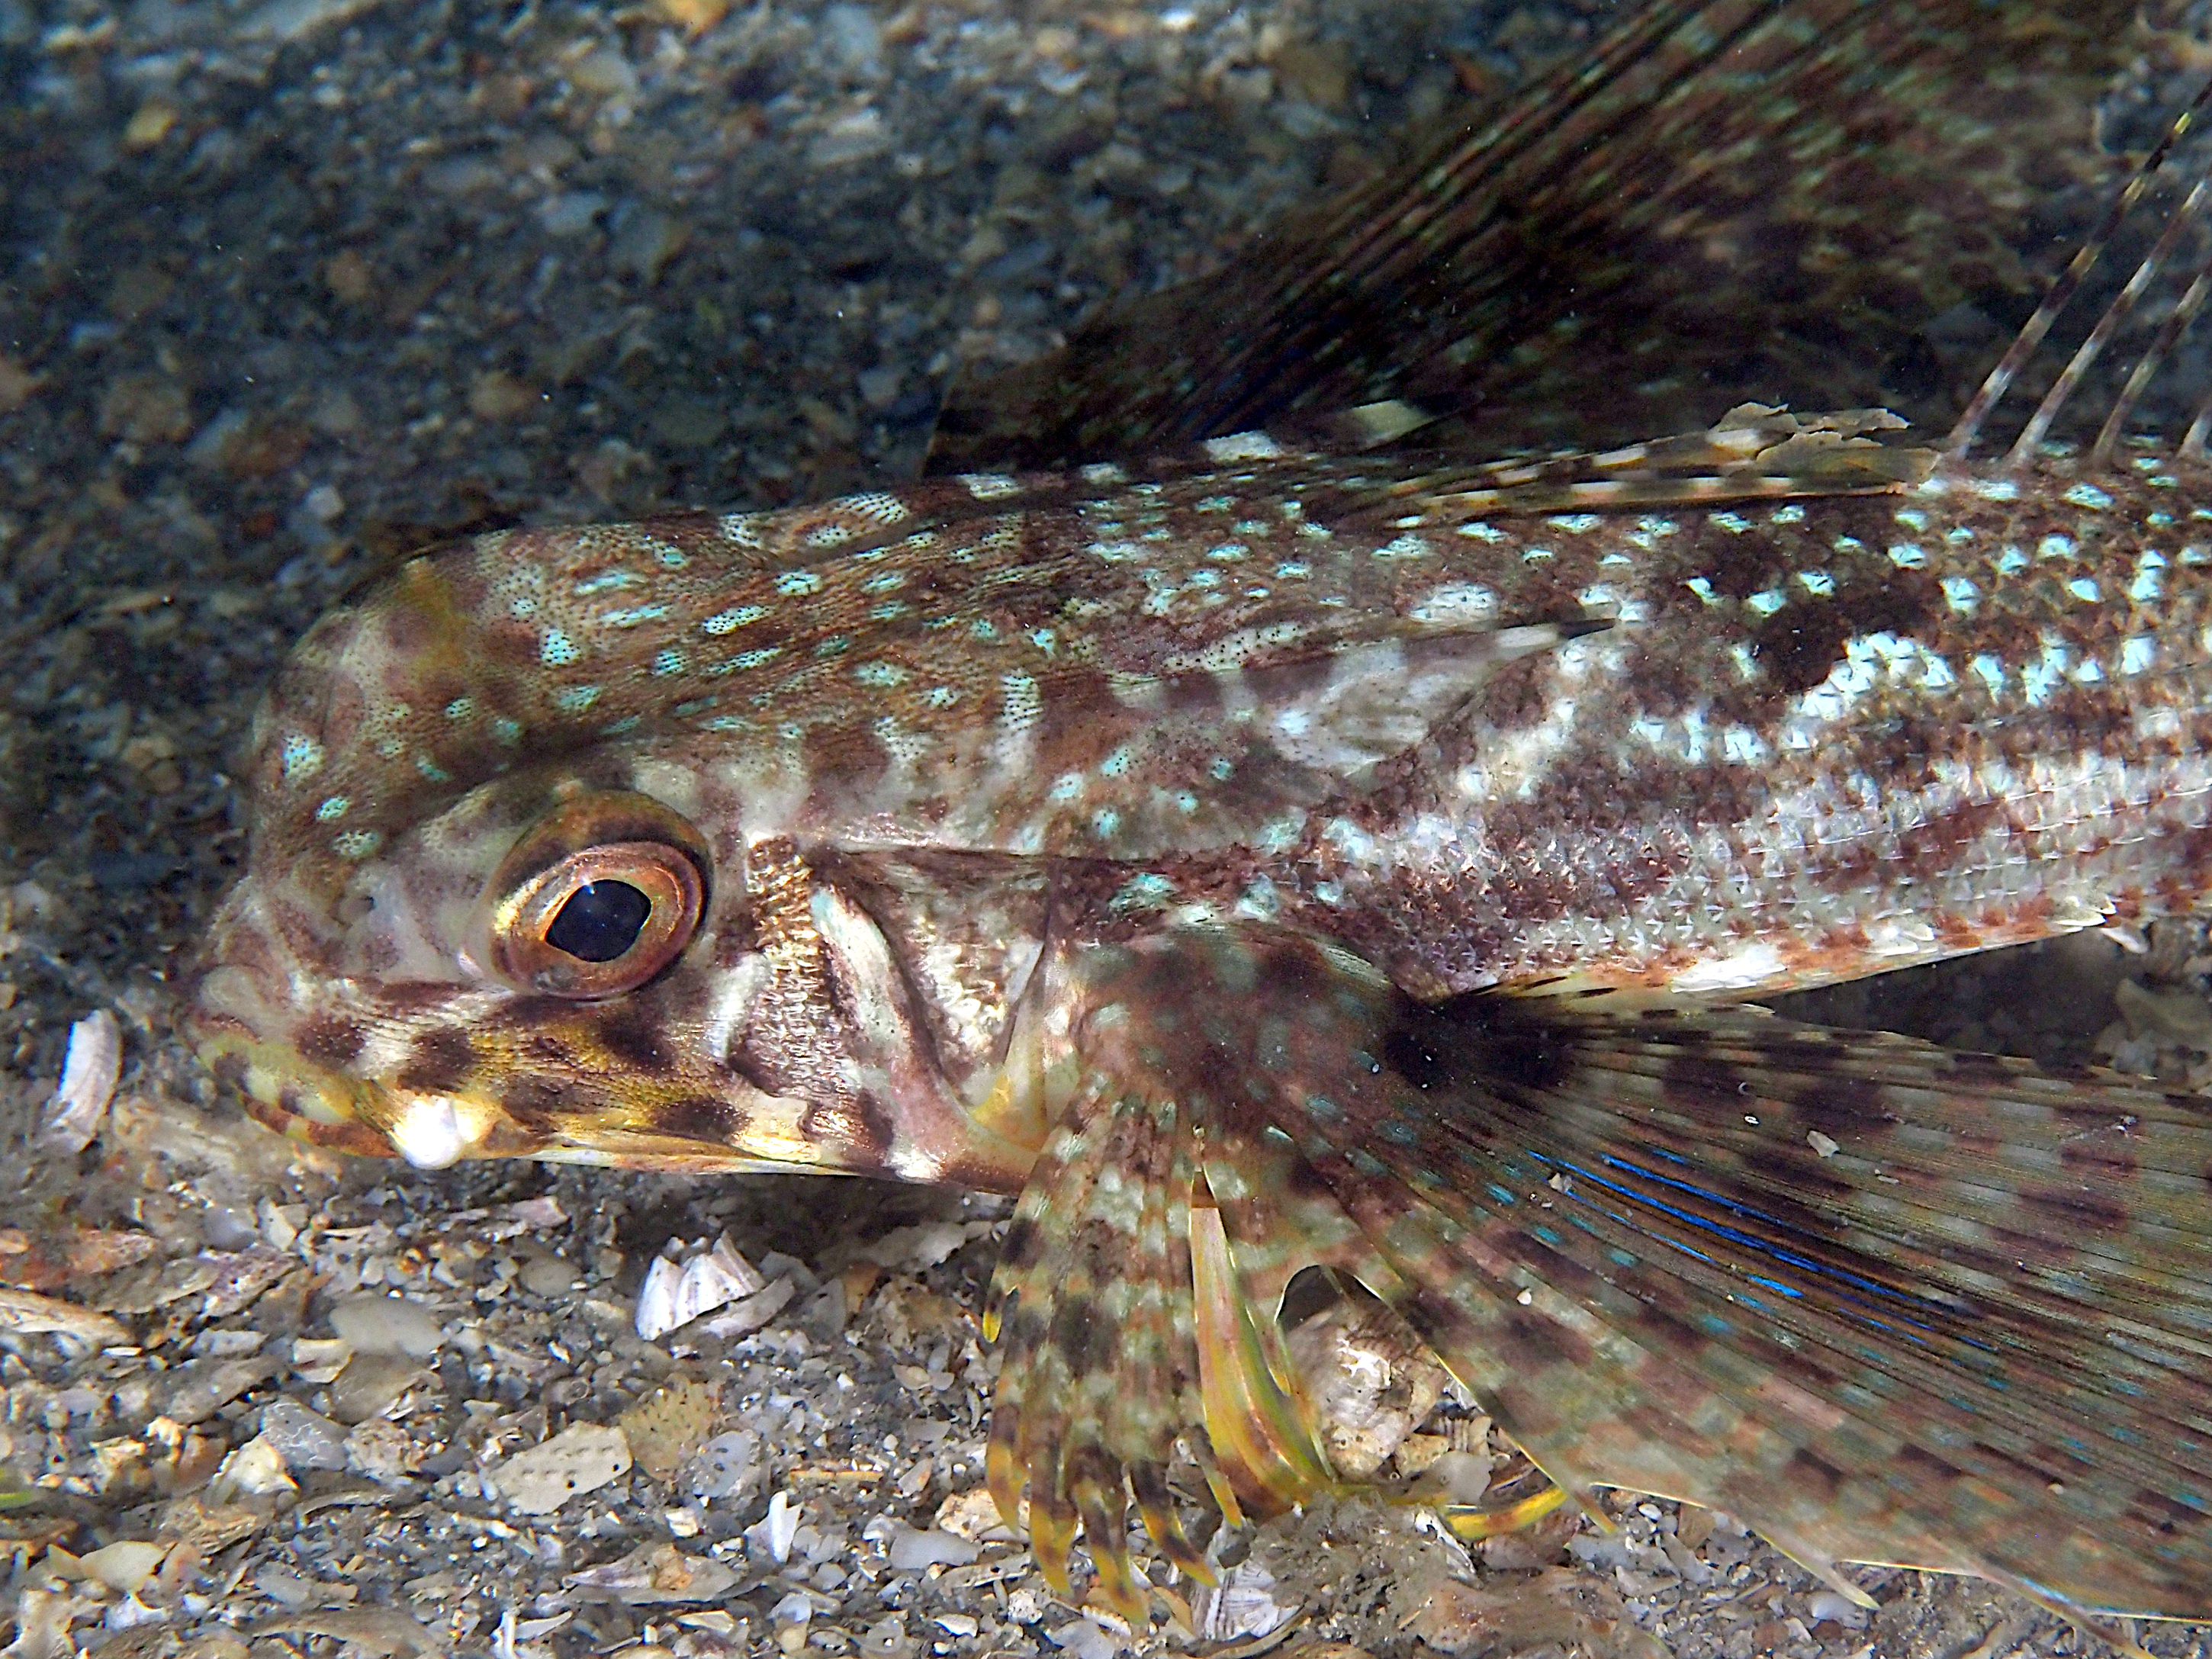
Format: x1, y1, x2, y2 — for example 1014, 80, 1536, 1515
546, 879, 653, 962
489, 792, 709, 999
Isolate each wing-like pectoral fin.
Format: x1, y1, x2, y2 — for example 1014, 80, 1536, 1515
982, 1069, 1220, 1622
983, 940, 1374, 1624
992, 925, 2212, 1632
1188, 947, 2212, 1628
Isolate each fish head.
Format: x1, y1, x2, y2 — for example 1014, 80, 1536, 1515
190, 524, 1056, 1191
188, 473, 1609, 1188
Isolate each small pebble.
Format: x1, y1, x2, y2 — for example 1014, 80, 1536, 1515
203, 1212, 261, 1247
886, 1526, 979, 1571
567, 45, 638, 99
856, 365, 903, 409
821, 3, 883, 75
609, 204, 688, 286
326, 1352, 421, 1423
259, 1397, 349, 1471
327, 1294, 445, 1358
519, 1252, 583, 1296
810, 108, 890, 168
1805, 1590, 1869, 1628
253, 1563, 317, 1608
539, 191, 609, 236
166, 1357, 281, 1424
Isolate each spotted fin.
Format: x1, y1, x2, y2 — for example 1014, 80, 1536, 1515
928, 0, 2134, 471
998, 926, 2212, 1627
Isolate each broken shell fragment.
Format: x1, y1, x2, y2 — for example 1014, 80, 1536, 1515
634, 1233, 767, 1340
77, 1539, 170, 1597
36, 1009, 122, 1155
0, 1287, 129, 1348
488, 1423, 632, 1516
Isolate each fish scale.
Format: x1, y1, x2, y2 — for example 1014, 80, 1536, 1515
190, 0, 2212, 1642
242, 436, 2212, 999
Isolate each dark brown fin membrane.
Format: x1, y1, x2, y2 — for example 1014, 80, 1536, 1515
1013, 928, 2212, 1630
928, 0, 2133, 473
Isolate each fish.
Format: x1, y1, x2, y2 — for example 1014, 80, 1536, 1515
189, 0, 2212, 1644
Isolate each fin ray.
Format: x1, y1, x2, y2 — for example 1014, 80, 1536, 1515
1022, 928, 2212, 1625
931, 1, 2135, 472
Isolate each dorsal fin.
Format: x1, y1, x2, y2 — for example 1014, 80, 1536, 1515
1946, 66, 2212, 465
928, 0, 2135, 475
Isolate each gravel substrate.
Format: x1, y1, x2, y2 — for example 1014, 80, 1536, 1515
5, 3, 2212, 1657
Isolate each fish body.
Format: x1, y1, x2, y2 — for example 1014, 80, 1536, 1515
193, 422, 2212, 1622
198, 423, 2212, 1102
189, 0, 2212, 1634
205, 430, 2212, 1060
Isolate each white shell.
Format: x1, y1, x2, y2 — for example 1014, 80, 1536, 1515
633, 1234, 767, 1340
36, 1008, 121, 1154
488, 1423, 632, 1516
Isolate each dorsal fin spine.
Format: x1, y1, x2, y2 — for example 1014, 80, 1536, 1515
1947, 70, 2212, 463
2092, 244, 2212, 467
2015, 168, 2212, 468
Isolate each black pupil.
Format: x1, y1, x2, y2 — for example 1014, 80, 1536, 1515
545, 880, 653, 963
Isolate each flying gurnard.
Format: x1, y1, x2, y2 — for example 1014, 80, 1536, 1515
191, 0, 2212, 1640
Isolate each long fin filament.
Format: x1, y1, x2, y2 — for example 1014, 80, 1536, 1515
1949, 70, 2212, 462
2093, 250, 2212, 466
2015, 169, 2212, 467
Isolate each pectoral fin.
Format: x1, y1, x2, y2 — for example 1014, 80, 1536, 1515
983, 1066, 1214, 1619
989, 925, 2212, 1632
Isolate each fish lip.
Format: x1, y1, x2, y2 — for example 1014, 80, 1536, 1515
190, 1014, 403, 1157
193, 1016, 545, 1167
188, 947, 871, 1174
186, 876, 413, 1156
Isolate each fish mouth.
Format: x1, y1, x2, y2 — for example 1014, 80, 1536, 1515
188, 885, 558, 1169
190, 1012, 446, 1161
186, 884, 413, 1159
188, 921, 871, 1175
190, 1006, 854, 1175
187, 985, 534, 1168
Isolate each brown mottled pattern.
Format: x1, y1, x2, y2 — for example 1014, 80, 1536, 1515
185, 0, 2212, 1632
223, 445, 2212, 1002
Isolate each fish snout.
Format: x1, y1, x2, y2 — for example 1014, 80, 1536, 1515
188, 883, 406, 1158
